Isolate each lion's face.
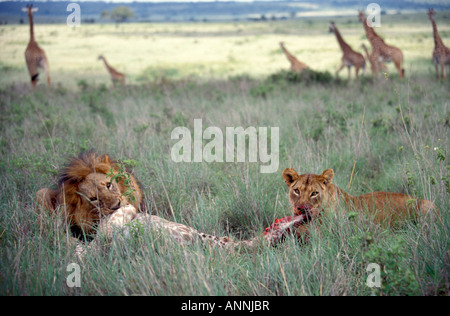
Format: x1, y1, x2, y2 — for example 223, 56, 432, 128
54, 152, 145, 235
77, 173, 123, 216
282, 168, 336, 219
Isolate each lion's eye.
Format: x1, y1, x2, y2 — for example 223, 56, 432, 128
311, 191, 319, 197
293, 189, 300, 195
106, 182, 111, 189
90, 196, 98, 202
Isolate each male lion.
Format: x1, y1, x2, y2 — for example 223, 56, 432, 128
35, 151, 145, 236
282, 168, 438, 239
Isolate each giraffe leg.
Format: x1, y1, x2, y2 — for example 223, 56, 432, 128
31, 74, 38, 89
335, 64, 345, 77
27, 63, 39, 90
373, 62, 379, 77
441, 61, 446, 79
347, 66, 351, 79
355, 66, 360, 79
372, 53, 380, 76
41, 57, 51, 87
434, 61, 439, 79
394, 60, 404, 78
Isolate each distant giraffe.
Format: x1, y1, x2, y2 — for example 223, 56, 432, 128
279, 42, 309, 72
329, 21, 365, 79
427, 9, 450, 79
358, 11, 404, 78
98, 55, 126, 86
23, 5, 50, 89
361, 43, 387, 75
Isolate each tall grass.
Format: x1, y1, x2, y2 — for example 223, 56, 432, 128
0, 70, 448, 295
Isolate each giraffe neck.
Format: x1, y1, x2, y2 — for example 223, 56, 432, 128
28, 10, 35, 42
101, 58, 113, 72
363, 18, 381, 46
281, 45, 291, 57
430, 18, 445, 47
281, 45, 297, 62
333, 26, 351, 53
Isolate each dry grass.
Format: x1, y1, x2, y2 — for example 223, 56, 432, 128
1, 12, 449, 88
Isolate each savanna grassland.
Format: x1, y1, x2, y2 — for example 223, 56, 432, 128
0, 12, 449, 296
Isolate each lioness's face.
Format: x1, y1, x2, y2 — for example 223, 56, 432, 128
78, 173, 123, 215
282, 168, 335, 218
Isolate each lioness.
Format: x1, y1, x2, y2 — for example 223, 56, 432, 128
282, 168, 438, 239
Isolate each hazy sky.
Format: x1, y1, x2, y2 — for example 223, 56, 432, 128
1, 0, 268, 2
0, 0, 268, 3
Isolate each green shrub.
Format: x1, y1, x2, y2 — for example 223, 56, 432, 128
364, 236, 420, 296
268, 69, 335, 84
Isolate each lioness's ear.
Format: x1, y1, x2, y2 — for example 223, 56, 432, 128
321, 168, 334, 185
282, 168, 299, 186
